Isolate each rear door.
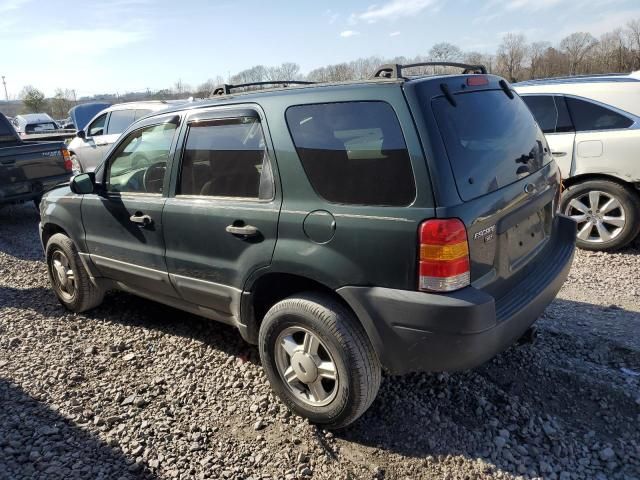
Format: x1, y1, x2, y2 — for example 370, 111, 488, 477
412, 77, 561, 299
520, 94, 576, 178
162, 106, 281, 323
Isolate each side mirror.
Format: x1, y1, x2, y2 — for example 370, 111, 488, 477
76, 130, 86, 139
70, 172, 95, 195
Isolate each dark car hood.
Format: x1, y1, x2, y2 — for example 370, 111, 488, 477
69, 102, 111, 131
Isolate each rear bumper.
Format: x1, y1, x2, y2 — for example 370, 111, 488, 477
0, 174, 70, 205
338, 215, 576, 375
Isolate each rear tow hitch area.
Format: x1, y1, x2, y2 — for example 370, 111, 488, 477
517, 326, 539, 346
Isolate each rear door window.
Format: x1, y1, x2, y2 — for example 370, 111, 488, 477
286, 102, 415, 206
565, 97, 633, 131
521, 95, 557, 133
107, 109, 136, 135
179, 117, 273, 200
432, 89, 551, 201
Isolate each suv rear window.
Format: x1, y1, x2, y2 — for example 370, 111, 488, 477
432, 90, 550, 201
286, 102, 415, 206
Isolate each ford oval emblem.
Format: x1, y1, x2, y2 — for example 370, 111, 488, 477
524, 183, 535, 194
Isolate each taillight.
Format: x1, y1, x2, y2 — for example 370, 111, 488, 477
61, 148, 72, 172
418, 219, 470, 293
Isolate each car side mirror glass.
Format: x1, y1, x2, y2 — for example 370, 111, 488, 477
76, 130, 86, 139
70, 172, 95, 195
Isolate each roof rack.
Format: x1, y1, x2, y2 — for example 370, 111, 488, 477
212, 81, 315, 96
372, 62, 487, 79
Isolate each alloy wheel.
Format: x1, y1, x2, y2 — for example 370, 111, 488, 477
51, 250, 76, 301
564, 190, 626, 244
274, 326, 339, 407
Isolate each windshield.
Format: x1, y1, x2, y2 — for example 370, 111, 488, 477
432, 89, 552, 201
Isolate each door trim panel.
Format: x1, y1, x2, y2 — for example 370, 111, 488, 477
90, 254, 177, 298
169, 273, 241, 315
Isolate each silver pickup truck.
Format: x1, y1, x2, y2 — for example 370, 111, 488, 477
0, 112, 72, 208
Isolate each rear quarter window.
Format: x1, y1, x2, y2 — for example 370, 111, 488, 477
565, 97, 633, 131
285, 101, 415, 206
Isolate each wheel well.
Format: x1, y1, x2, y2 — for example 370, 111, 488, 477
41, 223, 69, 248
563, 173, 636, 192
243, 273, 355, 344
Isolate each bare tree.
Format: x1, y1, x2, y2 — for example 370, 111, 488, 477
560, 32, 598, 75
528, 41, 551, 79
497, 33, 528, 82
51, 89, 74, 118
627, 19, 640, 69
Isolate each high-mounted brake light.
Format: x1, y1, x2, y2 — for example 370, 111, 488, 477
61, 148, 73, 172
467, 76, 489, 86
418, 219, 470, 292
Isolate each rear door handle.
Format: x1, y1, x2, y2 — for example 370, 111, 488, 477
226, 224, 259, 237
551, 151, 567, 157
129, 212, 153, 227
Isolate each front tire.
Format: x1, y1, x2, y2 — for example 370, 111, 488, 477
259, 293, 381, 429
46, 233, 104, 312
561, 179, 640, 251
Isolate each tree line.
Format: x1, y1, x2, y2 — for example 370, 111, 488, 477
10, 18, 640, 116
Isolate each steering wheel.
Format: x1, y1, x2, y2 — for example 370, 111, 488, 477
143, 162, 166, 194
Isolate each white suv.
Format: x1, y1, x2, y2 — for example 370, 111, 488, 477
515, 72, 640, 251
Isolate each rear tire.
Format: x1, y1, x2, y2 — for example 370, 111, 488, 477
46, 233, 104, 312
259, 292, 381, 429
561, 179, 640, 251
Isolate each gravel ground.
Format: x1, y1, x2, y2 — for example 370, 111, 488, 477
1, 202, 639, 480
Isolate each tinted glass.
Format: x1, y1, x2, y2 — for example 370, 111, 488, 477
134, 109, 152, 121
286, 102, 415, 206
432, 90, 551, 201
554, 96, 574, 133
106, 109, 136, 135
0, 116, 14, 141
107, 122, 177, 194
25, 122, 57, 133
566, 97, 633, 131
522, 95, 557, 133
88, 114, 107, 137
179, 117, 272, 199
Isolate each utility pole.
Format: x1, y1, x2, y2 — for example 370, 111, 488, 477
1, 76, 8, 102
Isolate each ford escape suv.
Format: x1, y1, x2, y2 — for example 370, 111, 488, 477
39, 63, 576, 429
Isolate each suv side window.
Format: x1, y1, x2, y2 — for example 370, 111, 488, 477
106, 123, 177, 194
286, 102, 415, 206
106, 109, 136, 135
178, 117, 273, 200
565, 97, 633, 131
88, 113, 107, 137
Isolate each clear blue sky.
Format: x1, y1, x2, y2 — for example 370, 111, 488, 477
2, 0, 639, 98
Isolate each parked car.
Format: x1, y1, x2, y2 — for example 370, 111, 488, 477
12, 113, 59, 136
67, 101, 181, 173
68, 102, 112, 134
515, 72, 640, 250
40, 64, 575, 429
0, 112, 72, 208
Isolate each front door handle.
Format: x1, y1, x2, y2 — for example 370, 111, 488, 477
226, 224, 259, 237
552, 151, 567, 157
130, 212, 153, 227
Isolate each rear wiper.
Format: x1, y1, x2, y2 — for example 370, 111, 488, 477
440, 83, 457, 107
499, 80, 514, 99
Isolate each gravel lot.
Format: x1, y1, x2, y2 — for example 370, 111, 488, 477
1, 203, 639, 480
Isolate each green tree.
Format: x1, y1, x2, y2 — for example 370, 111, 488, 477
20, 86, 47, 113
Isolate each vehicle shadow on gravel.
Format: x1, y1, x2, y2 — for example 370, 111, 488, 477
0, 378, 153, 479
334, 299, 640, 477
0, 204, 43, 261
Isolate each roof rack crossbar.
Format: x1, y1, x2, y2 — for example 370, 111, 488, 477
372, 62, 487, 79
212, 81, 315, 96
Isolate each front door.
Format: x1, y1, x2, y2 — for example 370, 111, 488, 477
162, 107, 281, 323
75, 112, 112, 172
82, 116, 181, 297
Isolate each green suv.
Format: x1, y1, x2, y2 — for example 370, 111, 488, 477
40, 63, 576, 429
